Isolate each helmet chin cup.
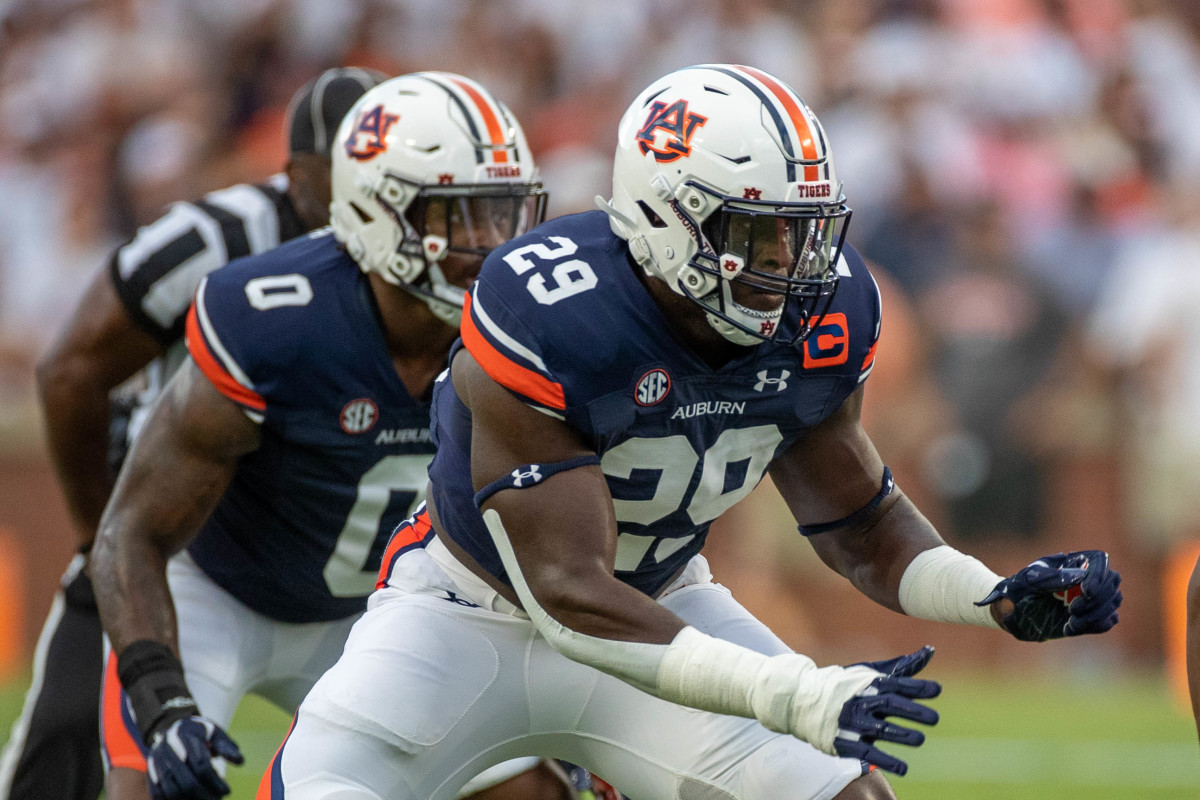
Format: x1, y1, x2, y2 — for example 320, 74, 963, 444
706, 312, 762, 346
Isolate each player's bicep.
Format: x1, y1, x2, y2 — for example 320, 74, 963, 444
769, 385, 884, 524
453, 348, 619, 576
104, 358, 260, 555
454, 348, 589, 484
771, 386, 942, 603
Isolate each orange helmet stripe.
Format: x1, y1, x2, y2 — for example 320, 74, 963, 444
734, 65, 820, 182
448, 76, 510, 164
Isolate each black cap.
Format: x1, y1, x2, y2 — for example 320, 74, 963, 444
285, 67, 388, 157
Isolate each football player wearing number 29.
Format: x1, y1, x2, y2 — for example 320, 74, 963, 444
90, 73, 570, 800
268, 64, 1124, 800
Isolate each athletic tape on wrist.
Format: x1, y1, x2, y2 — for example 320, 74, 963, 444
898, 545, 1004, 629
658, 627, 880, 752
797, 467, 894, 537
474, 455, 601, 508
480, 507, 877, 752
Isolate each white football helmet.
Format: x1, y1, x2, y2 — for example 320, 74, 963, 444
600, 64, 851, 345
331, 72, 546, 324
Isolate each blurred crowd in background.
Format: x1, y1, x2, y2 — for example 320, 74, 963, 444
1, 0, 1199, 674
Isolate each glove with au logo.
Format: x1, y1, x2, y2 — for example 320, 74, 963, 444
976, 550, 1122, 642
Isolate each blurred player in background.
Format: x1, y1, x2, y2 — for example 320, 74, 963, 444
90, 72, 569, 800
267, 63, 1124, 800
1187, 559, 1200, 747
0, 66, 383, 800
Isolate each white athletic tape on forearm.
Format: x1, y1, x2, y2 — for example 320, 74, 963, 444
658, 626, 880, 753
898, 545, 1005, 629
480, 509, 878, 752
481, 508, 667, 693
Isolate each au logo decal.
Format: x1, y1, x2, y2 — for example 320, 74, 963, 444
344, 105, 399, 162
636, 100, 707, 163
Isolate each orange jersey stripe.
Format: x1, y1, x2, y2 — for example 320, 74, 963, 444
256, 714, 298, 799
101, 651, 147, 771
862, 338, 879, 371
461, 294, 566, 411
375, 510, 432, 588
736, 65, 820, 182
185, 303, 267, 412
449, 76, 509, 164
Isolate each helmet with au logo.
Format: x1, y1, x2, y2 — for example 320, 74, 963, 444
330, 72, 547, 324
599, 64, 851, 345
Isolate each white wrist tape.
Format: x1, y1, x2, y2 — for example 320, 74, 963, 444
481, 509, 877, 752
898, 545, 1004, 629
658, 626, 879, 753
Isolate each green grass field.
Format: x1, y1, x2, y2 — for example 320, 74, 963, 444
2, 670, 1196, 799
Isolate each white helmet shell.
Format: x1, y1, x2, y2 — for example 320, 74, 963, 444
330, 72, 544, 324
601, 64, 850, 345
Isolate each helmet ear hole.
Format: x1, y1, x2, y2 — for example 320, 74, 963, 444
349, 202, 373, 223
637, 201, 667, 228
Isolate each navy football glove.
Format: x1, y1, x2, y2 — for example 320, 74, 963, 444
834, 645, 941, 776
976, 550, 1122, 642
146, 716, 243, 800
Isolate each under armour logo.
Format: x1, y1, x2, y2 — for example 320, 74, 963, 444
754, 369, 791, 392
511, 465, 543, 487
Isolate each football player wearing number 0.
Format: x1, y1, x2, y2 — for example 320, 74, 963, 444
90, 73, 561, 800
3, 67, 382, 800
269, 65, 1123, 800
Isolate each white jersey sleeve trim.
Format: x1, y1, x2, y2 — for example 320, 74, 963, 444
193, 276, 258, 396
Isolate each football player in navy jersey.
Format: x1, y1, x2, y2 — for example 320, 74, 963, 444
267, 66, 1123, 800
89, 73, 569, 800
3, 67, 384, 800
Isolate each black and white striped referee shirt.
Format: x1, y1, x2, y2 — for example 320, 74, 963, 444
107, 174, 307, 462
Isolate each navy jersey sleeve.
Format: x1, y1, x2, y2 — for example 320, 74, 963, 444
460, 233, 598, 419
184, 254, 309, 421
794, 243, 882, 413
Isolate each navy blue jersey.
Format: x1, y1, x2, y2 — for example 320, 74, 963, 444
427, 210, 881, 596
185, 229, 434, 622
